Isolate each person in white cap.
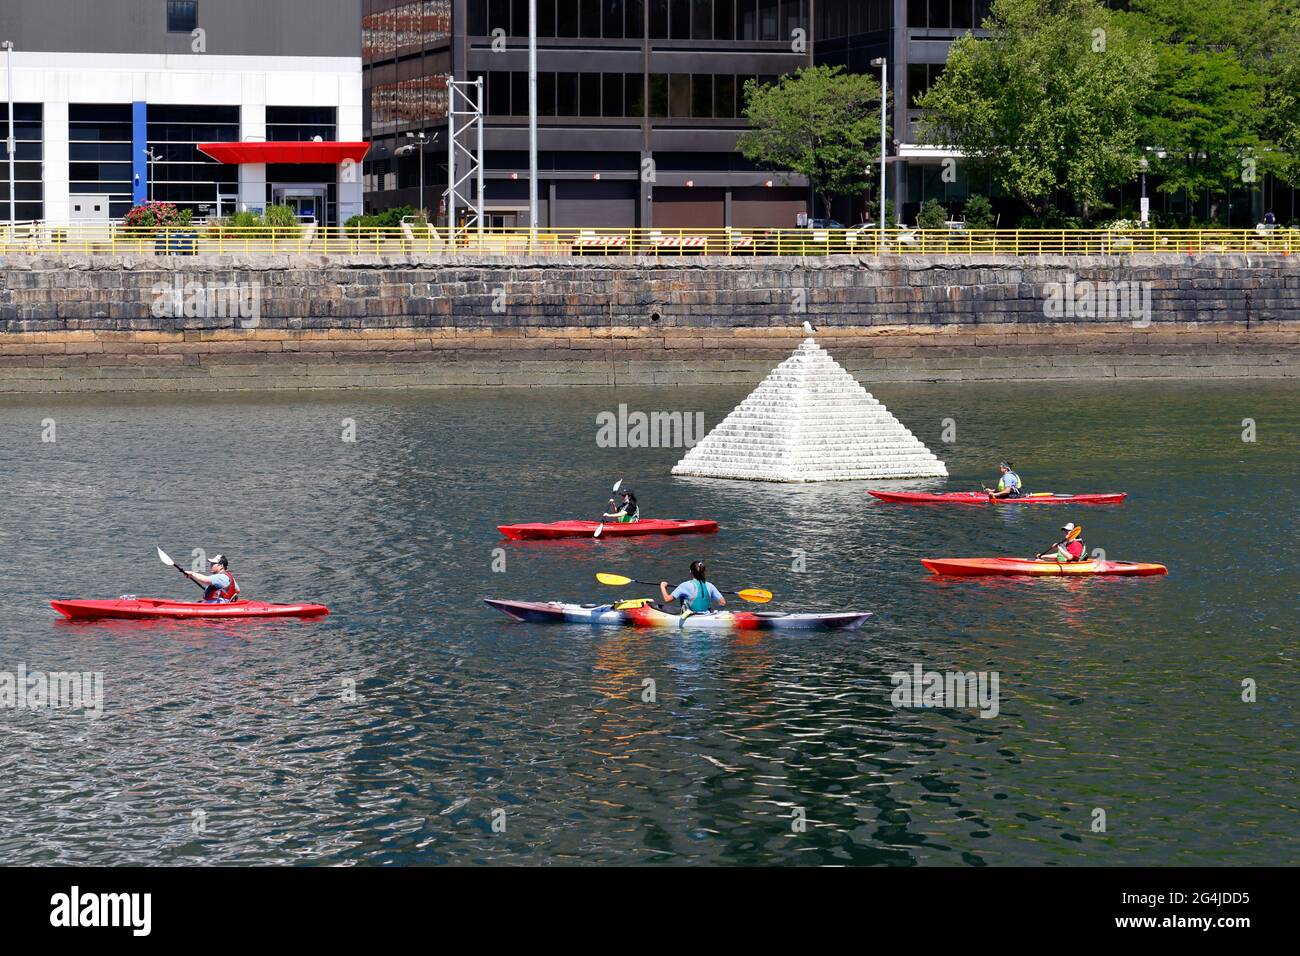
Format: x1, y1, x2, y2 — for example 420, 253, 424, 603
181, 554, 240, 603
1037, 524, 1087, 563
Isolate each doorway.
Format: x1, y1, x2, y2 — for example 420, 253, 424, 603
272, 184, 328, 224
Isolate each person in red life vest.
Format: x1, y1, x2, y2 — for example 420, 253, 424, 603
181, 554, 240, 603
1037, 523, 1087, 563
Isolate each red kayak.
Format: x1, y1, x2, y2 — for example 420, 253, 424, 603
498, 519, 718, 540
921, 558, 1167, 577
870, 490, 1127, 505
51, 598, 330, 621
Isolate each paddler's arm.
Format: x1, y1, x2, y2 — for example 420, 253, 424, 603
659, 581, 676, 604
186, 570, 213, 585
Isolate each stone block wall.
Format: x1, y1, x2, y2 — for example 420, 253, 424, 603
1, 253, 1296, 392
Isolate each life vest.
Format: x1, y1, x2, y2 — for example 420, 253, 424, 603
203, 573, 239, 603
617, 504, 640, 523
687, 579, 711, 613
1064, 539, 1087, 561
997, 472, 1023, 496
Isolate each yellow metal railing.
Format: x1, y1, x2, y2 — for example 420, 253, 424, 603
1, 224, 1295, 258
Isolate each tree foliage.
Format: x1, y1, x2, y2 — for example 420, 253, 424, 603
738, 65, 882, 217
917, 0, 1156, 218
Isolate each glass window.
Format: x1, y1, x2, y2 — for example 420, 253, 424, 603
557, 72, 580, 115
715, 74, 735, 117
167, 1, 197, 33
974, 0, 992, 25
489, 0, 511, 34
605, 0, 625, 37
626, 0, 644, 37
908, 63, 928, 106
693, 0, 712, 38
782, 0, 803, 39
758, 0, 777, 39
557, 0, 579, 35
669, 74, 691, 116
952, 0, 973, 28
540, 72, 557, 115
908, 0, 927, 27
650, 0, 669, 38
714, 0, 734, 39
581, 72, 602, 115
671, 0, 690, 39
737, 0, 757, 39
488, 71, 511, 115
603, 73, 623, 115
581, 0, 601, 36
625, 73, 645, 116
649, 74, 668, 116
929, 0, 949, 28
512, 71, 528, 115
692, 74, 713, 116
539, 0, 557, 36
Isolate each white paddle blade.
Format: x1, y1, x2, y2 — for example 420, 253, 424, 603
157, 546, 175, 567
612, 479, 622, 492
593, 523, 603, 538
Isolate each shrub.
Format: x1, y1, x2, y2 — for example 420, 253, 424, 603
263, 204, 300, 229
963, 195, 995, 229
121, 201, 192, 231
917, 199, 948, 229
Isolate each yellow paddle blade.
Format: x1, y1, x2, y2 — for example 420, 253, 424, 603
596, 572, 633, 586
1028, 492, 1055, 497
737, 588, 773, 604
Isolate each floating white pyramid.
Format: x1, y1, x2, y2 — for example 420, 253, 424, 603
672, 338, 948, 482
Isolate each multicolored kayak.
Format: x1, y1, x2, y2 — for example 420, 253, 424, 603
870, 491, 1127, 505
51, 598, 330, 621
921, 558, 1167, 577
484, 598, 871, 631
497, 519, 718, 540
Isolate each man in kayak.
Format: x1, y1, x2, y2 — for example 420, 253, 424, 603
602, 490, 640, 523
984, 461, 1023, 499
182, 554, 241, 603
1036, 523, 1087, 563
660, 561, 725, 616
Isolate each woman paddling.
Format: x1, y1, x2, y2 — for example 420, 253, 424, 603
660, 561, 725, 617
603, 489, 640, 524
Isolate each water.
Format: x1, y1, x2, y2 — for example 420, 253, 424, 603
0, 380, 1296, 865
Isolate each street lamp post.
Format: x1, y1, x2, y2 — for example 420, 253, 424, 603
4, 40, 15, 226
1140, 147, 1166, 227
397, 131, 431, 220
870, 57, 887, 235
528, 0, 538, 229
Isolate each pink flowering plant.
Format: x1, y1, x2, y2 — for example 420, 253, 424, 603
121, 201, 193, 232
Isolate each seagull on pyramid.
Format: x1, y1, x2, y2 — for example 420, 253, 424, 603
801, 320, 818, 335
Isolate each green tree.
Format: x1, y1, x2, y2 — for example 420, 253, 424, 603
738, 65, 881, 218
1124, 0, 1274, 222
917, 0, 1156, 219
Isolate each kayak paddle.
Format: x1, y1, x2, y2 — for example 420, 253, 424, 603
593, 479, 623, 539
158, 546, 206, 592
596, 572, 773, 604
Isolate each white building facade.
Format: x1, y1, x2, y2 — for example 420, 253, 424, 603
0, 0, 364, 225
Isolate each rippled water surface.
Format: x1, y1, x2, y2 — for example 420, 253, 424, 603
1, 380, 1296, 865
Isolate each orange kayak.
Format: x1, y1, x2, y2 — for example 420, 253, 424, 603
921, 558, 1167, 577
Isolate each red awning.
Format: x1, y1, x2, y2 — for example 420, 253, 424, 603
197, 142, 371, 165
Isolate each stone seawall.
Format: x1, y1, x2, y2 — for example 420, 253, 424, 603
1, 253, 1297, 392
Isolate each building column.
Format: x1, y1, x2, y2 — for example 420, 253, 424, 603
42, 100, 70, 224
337, 74, 364, 223
132, 101, 147, 206
239, 103, 266, 213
